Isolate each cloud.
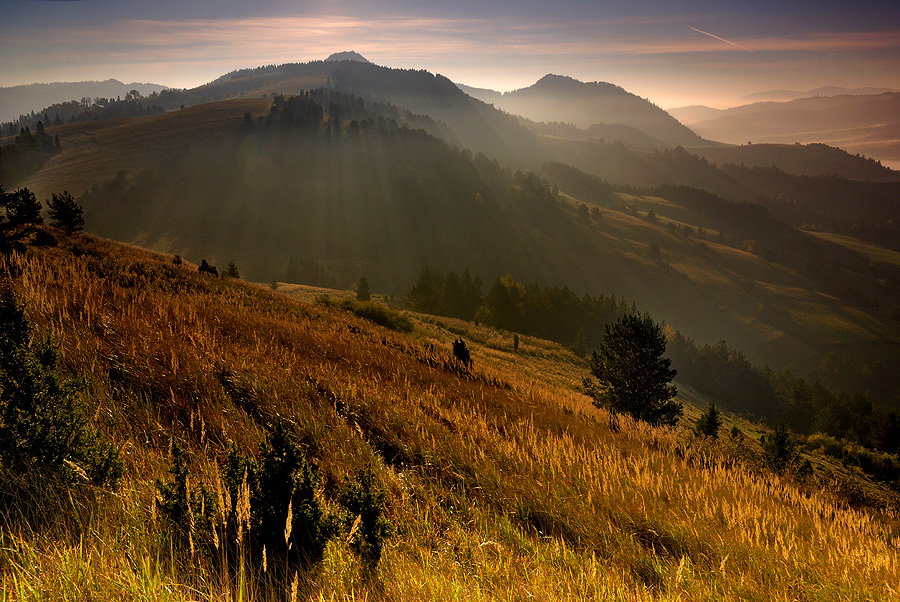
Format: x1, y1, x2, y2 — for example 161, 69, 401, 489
3, 12, 899, 97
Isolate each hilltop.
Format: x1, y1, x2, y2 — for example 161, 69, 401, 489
2, 232, 899, 600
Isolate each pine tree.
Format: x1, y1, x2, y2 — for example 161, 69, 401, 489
223, 260, 240, 279
47, 191, 84, 232
695, 404, 722, 438
584, 313, 681, 426
356, 276, 371, 301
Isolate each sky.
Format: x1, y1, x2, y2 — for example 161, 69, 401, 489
2, 0, 900, 109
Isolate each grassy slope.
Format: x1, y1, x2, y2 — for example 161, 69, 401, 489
2, 234, 899, 601
21, 98, 272, 199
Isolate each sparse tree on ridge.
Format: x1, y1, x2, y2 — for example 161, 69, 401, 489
47, 190, 84, 232
223, 260, 240, 279
3, 187, 43, 225
584, 313, 681, 427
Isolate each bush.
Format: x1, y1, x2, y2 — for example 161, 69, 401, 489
317, 296, 413, 332
221, 423, 338, 574
156, 443, 217, 558
452, 338, 472, 368
0, 287, 120, 488
338, 464, 393, 573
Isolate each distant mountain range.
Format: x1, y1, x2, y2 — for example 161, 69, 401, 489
668, 93, 900, 168
0, 79, 169, 123
738, 86, 898, 103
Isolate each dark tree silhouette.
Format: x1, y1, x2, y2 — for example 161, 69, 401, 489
47, 190, 84, 232
695, 404, 722, 438
3, 188, 43, 225
584, 313, 681, 426
356, 276, 371, 301
223, 260, 240, 279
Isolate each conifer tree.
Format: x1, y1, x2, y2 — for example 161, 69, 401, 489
47, 190, 84, 232
695, 404, 722, 438
356, 276, 371, 301
584, 313, 681, 427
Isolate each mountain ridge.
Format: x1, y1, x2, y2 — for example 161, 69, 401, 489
462, 74, 704, 147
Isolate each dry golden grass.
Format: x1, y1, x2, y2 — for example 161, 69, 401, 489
2, 234, 900, 601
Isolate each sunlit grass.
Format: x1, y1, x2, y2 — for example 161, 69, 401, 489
2, 235, 900, 600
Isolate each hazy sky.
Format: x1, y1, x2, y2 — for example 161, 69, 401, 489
2, 0, 899, 108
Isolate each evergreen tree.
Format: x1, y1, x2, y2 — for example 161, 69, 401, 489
695, 404, 722, 438
760, 423, 798, 471
356, 276, 371, 301
47, 190, 84, 232
223, 260, 240, 279
3, 187, 43, 225
584, 313, 681, 426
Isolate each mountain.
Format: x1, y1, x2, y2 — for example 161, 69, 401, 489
665, 105, 723, 125
463, 74, 704, 147
325, 50, 371, 63
158, 57, 550, 168
679, 93, 900, 169
0, 79, 169, 123
739, 86, 898, 103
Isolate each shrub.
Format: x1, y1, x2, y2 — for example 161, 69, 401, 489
317, 296, 413, 332
0, 287, 120, 488
156, 443, 217, 558
221, 423, 337, 574
338, 464, 393, 573
452, 337, 472, 368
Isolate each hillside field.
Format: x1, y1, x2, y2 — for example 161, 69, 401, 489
1, 232, 899, 600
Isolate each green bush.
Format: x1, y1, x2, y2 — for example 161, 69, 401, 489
0, 287, 120, 488
338, 464, 393, 572
222, 423, 338, 574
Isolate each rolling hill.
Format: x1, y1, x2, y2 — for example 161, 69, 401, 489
0, 79, 169, 124
12, 91, 900, 407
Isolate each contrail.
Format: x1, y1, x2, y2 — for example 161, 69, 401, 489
690, 27, 756, 53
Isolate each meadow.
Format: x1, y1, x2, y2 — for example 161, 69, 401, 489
1, 232, 899, 601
